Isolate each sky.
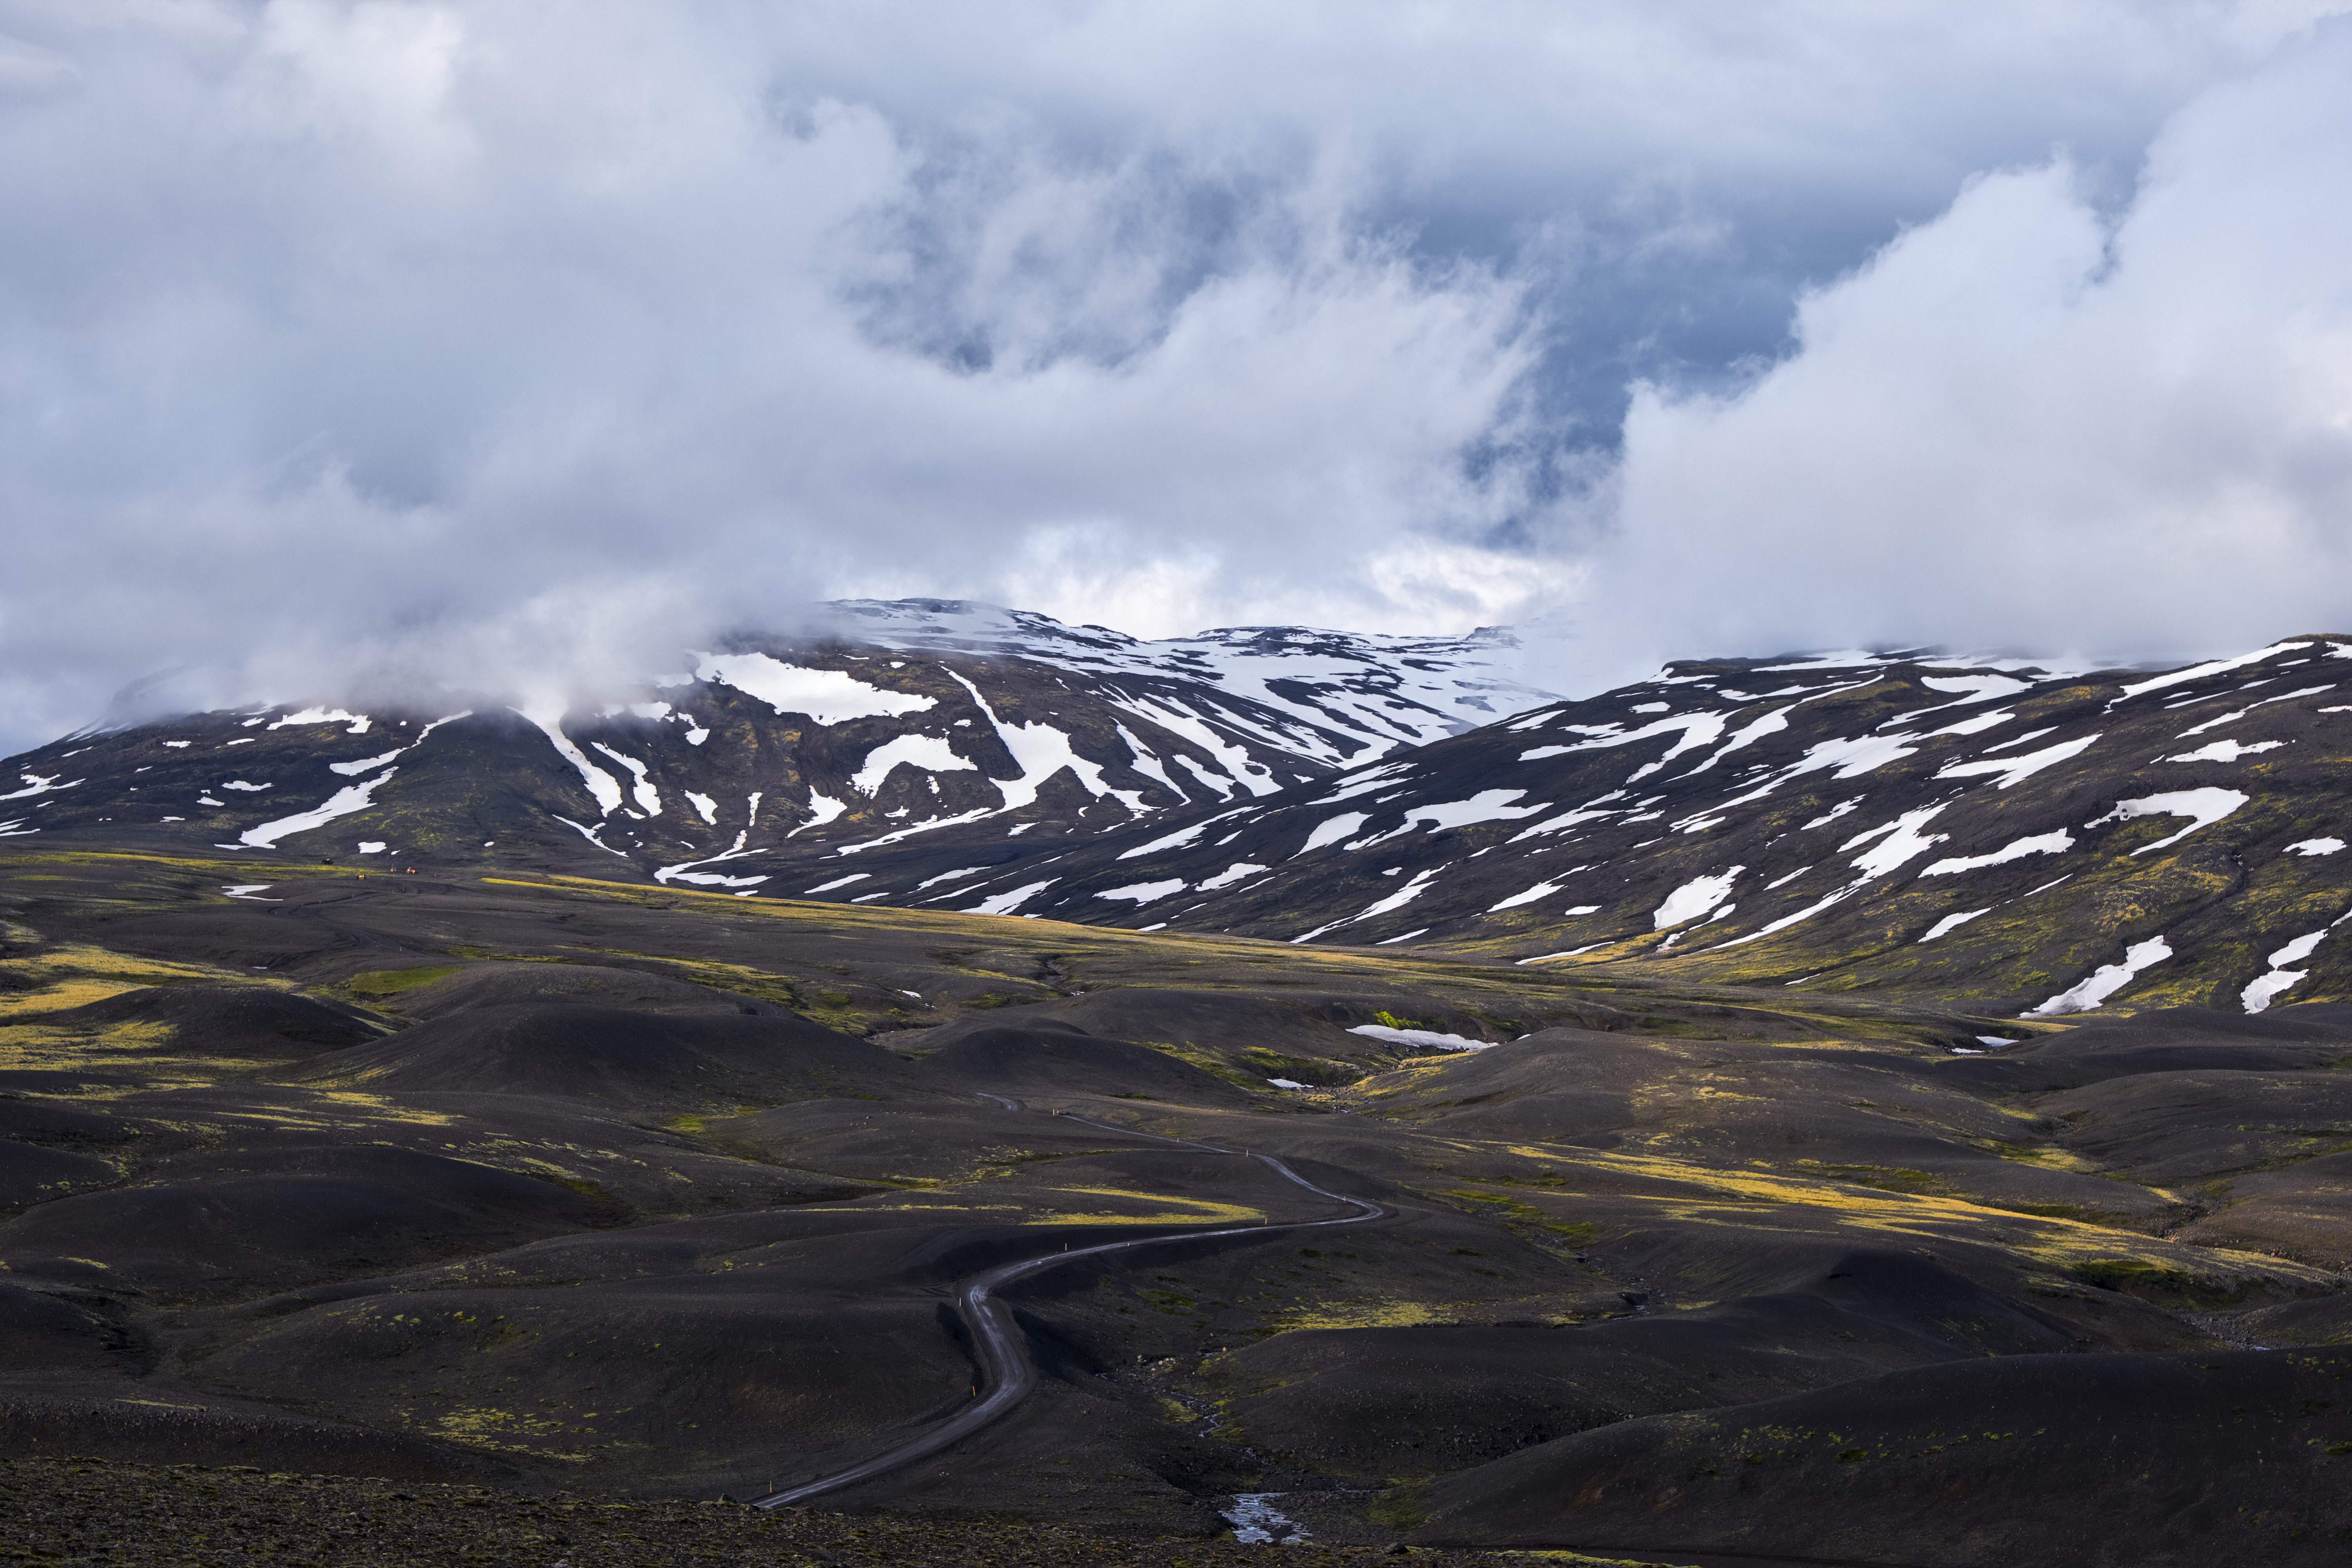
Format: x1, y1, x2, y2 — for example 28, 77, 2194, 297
4, 0, 2352, 750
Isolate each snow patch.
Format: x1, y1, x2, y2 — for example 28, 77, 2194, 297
1920, 831, 2072, 877
695, 652, 936, 724
1653, 868, 1742, 929
269, 708, 370, 734
1488, 880, 1566, 912
2285, 838, 2347, 857
1097, 879, 1188, 905
0, 773, 80, 801
237, 768, 399, 848
514, 707, 624, 815
1919, 908, 1994, 942
2113, 641, 2332, 703
1347, 1024, 1492, 1052
2090, 789, 2250, 855
787, 793, 849, 837
2029, 936, 2173, 1015
2241, 913, 2352, 1013
1117, 809, 1249, 860
2163, 739, 2286, 764
967, 879, 1058, 915
685, 791, 719, 825
591, 743, 662, 814
1198, 862, 1270, 891
850, 734, 975, 796
1936, 734, 2099, 789
1297, 812, 1371, 855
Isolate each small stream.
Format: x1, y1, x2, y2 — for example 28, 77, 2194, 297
1222, 1492, 1309, 1544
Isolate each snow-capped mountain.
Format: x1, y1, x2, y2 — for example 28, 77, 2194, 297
0, 601, 1550, 892
908, 635, 2352, 1018
17, 608, 2352, 1019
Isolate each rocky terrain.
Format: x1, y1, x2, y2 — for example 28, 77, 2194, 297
7, 617, 2352, 1563
2, 844, 2350, 1564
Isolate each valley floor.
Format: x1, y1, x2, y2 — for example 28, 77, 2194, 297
3, 847, 2350, 1566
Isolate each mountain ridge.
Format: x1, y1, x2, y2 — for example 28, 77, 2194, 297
9, 608, 2352, 1022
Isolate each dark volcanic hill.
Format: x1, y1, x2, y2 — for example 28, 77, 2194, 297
0, 598, 1544, 896
15, 619, 2352, 1023
964, 633, 2352, 1018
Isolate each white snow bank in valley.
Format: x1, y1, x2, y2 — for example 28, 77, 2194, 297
326, 711, 472, 778
2241, 913, 2352, 1013
1557, 712, 1726, 777
667, 870, 769, 889
236, 768, 399, 848
2114, 641, 2346, 704
694, 652, 936, 724
358, 841, 386, 854
2285, 838, 2347, 856
2029, 936, 2173, 1015
1347, 1024, 1493, 1052
592, 743, 662, 814
1680, 704, 1795, 775
1489, 879, 1566, 912
330, 750, 405, 777
2090, 788, 2249, 854
1292, 864, 1448, 944
1198, 861, 1270, 890
1105, 693, 1281, 796
2163, 739, 2286, 763
1316, 762, 1413, 802
220, 885, 278, 901
849, 734, 975, 796
1096, 879, 1187, 905
1517, 942, 1612, 963
787, 793, 848, 837
218, 780, 272, 791
1117, 808, 1249, 860
268, 708, 370, 734
1348, 789, 1548, 847
0, 773, 81, 800
943, 671, 1148, 819
2177, 686, 2334, 736
514, 707, 624, 814
1935, 734, 2100, 789
686, 791, 719, 825
1844, 804, 1949, 878
1653, 868, 1742, 928
1920, 831, 2072, 877
1919, 907, 1994, 942
1297, 812, 1371, 855
804, 873, 870, 893
966, 878, 1058, 915
1929, 708, 2019, 739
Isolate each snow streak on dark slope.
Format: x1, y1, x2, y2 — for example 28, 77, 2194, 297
938, 636, 2352, 1018
0, 601, 1550, 898
23, 606, 2352, 1019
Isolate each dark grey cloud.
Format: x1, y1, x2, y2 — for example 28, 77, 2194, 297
0, 0, 2341, 750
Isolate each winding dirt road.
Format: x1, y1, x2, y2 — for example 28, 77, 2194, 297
751, 1094, 1383, 1508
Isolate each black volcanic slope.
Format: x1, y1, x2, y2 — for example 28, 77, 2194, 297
2, 845, 2351, 1564
17, 625, 2352, 1032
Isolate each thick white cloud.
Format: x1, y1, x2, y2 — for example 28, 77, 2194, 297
0, 1, 2343, 747
1578, 22, 2352, 685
